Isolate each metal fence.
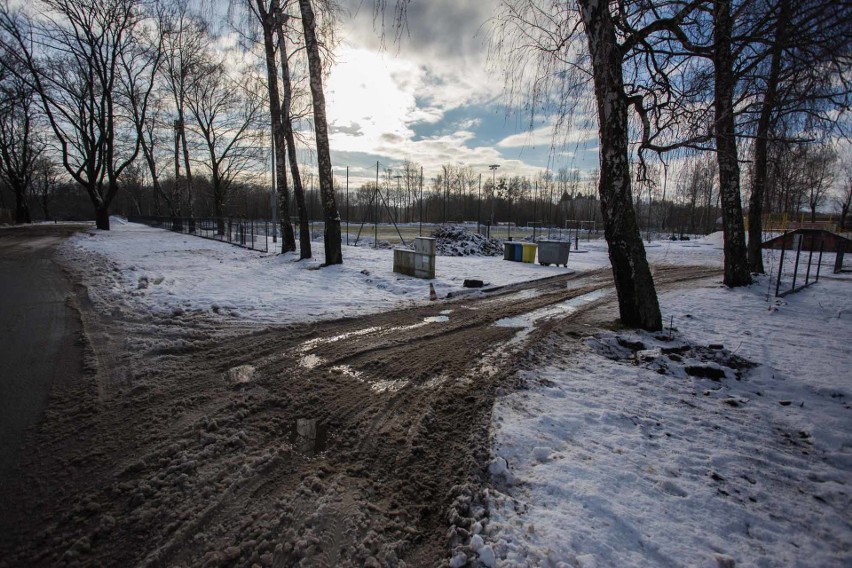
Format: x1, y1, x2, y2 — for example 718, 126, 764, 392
129, 216, 274, 253
773, 231, 825, 297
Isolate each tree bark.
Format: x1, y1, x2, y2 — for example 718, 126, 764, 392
299, 0, 342, 265
578, 0, 662, 331
257, 0, 297, 253
14, 189, 31, 223
713, 0, 752, 287
95, 202, 110, 230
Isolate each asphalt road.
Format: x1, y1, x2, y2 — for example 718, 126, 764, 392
0, 224, 86, 477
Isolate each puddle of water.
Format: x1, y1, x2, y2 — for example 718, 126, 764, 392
423, 315, 449, 323
440, 309, 453, 315
494, 289, 608, 344
290, 418, 329, 455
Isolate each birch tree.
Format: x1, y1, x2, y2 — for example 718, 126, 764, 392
298, 0, 342, 265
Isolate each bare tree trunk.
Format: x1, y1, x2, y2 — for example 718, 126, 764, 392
178, 112, 194, 221
274, 7, 311, 259
257, 0, 296, 252
578, 0, 662, 331
13, 188, 31, 223
713, 0, 752, 287
299, 0, 342, 265
95, 201, 110, 230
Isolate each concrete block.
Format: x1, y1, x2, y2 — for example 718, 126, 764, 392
393, 248, 415, 276
414, 237, 436, 256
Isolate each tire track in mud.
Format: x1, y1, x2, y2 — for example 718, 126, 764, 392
0, 263, 721, 567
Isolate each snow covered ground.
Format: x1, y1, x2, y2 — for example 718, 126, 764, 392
60, 221, 850, 567
485, 272, 852, 566
60, 220, 725, 324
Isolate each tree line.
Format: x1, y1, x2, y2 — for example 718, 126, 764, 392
0, 0, 344, 264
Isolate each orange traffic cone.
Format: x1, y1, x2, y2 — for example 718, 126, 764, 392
429, 283, 437, 301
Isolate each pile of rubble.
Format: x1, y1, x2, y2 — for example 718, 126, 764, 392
430, 225, 504, 257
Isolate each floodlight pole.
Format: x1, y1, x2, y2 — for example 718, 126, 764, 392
489, 164, 500, 236
477, 173, 482, 233
345, 166, 349, 246
394, 174, 402, 223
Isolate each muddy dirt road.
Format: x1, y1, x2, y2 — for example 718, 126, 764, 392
0, 235, 720, 567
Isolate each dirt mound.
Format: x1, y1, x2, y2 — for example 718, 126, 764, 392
430, 225, 504, 257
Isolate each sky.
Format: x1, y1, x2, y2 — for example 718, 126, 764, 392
320, 0, 601, 187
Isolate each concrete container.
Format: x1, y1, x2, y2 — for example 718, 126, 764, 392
414, 252, 435, 279
393, 248, 416, 276
394, 237, 436, 279
414, 237, 436, 256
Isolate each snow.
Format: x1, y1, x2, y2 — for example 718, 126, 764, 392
486, 272, 852, 567
59, 221, 851, 566
61, 221, 594, 323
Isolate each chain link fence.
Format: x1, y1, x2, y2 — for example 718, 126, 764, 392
129, 216, 275, 253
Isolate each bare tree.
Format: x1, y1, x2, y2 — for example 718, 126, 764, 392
121, 1, 171, 216
800, 142, 836, 223
745, 0, 851, 272
185, 58, 266, 231
242, 0, 298, 252
274, 2, 313, 258
836, 168, 851, 232
0, 52, 42, 223
162, 1, 207, 218
0, 0, 151, 230
33, 154, 59, 220
298, 0, 342, 265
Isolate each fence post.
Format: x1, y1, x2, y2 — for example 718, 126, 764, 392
804, 233, 816, 286
775, 231, 787, 297
816, 237, 825, 283
791, 232, 803, 291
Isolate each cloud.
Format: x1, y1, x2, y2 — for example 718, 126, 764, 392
309, 1, 602, 183
497, 124, 598, 149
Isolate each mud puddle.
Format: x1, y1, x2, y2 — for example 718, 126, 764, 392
495, 288, 609, 344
